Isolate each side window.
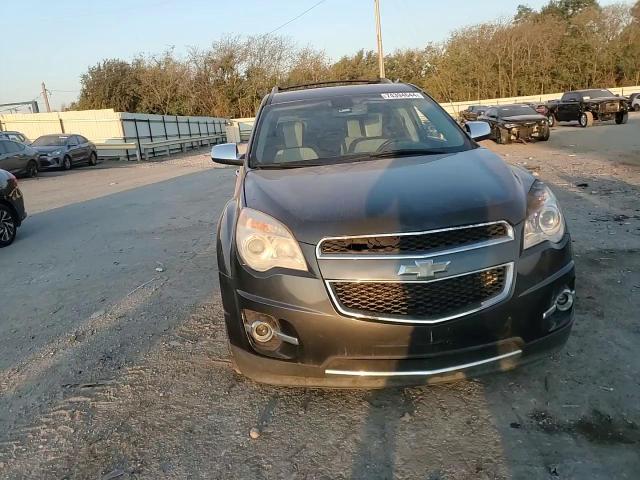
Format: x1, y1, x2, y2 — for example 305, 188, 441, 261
67, 136, 79, 146
561, 93, 572, 102
4, 141, 21, 153
486, 108, 497, 118
77, 135, 88, 144
8, 134, 20, 142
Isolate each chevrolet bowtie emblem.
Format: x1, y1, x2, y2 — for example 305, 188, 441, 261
398, 259, 451, 279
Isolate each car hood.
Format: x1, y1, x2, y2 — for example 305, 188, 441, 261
243, 148, 529, 245
501, 114, 546, 123
32, 146, 63, 153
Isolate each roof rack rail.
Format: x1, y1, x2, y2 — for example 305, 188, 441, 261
272, 78, 393, 93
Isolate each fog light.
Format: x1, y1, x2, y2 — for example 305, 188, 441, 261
250, 320, 274, 343
542, 288, 575, 319
555, 289, 574, 311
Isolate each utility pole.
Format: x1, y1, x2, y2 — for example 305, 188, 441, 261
374, 0, 386, 79
41, 82, 51, 113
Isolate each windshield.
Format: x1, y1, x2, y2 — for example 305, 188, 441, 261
250, 92, 471, 167
32, 135, 69, 146
497, 105, 538, 117
581, 89, 615, 100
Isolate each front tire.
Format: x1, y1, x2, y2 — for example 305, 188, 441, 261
88, 152, 97, 166
634, 104, 640, 112
539, 125, 550, 141
615, 112, 628, 125
495, 127, 510, 144
547, 114, 556, 127
579, 111, 593, 128
0, 204, 17, 248
26, 160, 38, 178
62, 156, 72, 170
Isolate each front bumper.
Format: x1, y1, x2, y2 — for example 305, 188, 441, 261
220, 233, 575, 387
507, 124, 547, 141
38, 156, 61, 169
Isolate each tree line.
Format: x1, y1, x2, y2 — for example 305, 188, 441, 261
72, 0, 640, 118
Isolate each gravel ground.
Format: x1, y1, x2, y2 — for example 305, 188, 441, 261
0, 116, 639, 479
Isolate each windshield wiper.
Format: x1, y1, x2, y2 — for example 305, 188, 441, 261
255, 160, 328, 169
369, 148, 452, 158
254, 149, 452, 169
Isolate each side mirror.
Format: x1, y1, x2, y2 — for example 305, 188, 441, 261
464, 121, 491, 142
211, 143, 243, 166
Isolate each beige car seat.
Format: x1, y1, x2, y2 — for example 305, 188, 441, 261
274, 121, 318, 162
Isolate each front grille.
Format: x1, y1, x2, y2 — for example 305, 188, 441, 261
320, 222, 509, 256
330, 266, 508, 320
601, 102, 620, 113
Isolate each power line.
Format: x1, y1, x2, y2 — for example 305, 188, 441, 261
265, 0, 328, 36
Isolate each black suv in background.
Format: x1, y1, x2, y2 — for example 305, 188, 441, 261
545, 89, 629, 127
211, 80, 575, 387
32, 134, 98, 170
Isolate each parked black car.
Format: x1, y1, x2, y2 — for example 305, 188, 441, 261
0, 169, 27, 247
0, 139, 39, 177
32, 134, 98, 170
0, 131, 29, 144
479, 104, 550, 144
210, 80, 575, 387
459, 105, 488, 122
545, 89, 629, 127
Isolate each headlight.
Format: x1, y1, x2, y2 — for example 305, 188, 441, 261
523, 181, 565, 249
236, 208, 307, 272
50, 149, 62, 156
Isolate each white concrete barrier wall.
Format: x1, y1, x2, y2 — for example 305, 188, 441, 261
0, 109, 229, 159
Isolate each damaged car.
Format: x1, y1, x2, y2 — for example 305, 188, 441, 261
480, 104, 550, 144
211, 80, 574, 388
545, 89, 629, 127
458, 105, 489, 122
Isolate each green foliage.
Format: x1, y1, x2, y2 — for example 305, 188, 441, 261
75, 1, 639, 117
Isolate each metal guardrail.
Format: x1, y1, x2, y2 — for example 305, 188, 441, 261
95, 142, 140, 161
95, 133, 226, 161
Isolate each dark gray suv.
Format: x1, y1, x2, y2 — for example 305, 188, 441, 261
211, 80, 575, 387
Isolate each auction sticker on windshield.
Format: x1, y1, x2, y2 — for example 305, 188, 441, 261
381, 92, 423, 99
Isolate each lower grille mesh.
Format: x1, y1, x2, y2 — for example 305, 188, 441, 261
331, 266, 507, 319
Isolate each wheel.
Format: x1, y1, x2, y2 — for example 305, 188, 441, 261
88, 151, 97, 166
634, 104, 640, 112
26, 160, 38, 178
547, 114, 556, 127
579, 111, 593, 128
615, 112, 628, 125
62, 156, 72, 170
539, 125, 550, 141
495, 127, 510, 144
0, 204, 17, 248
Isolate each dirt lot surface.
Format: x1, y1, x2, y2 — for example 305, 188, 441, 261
1, 116, 639, 479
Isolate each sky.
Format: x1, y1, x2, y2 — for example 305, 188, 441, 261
0, 0, 630, 111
